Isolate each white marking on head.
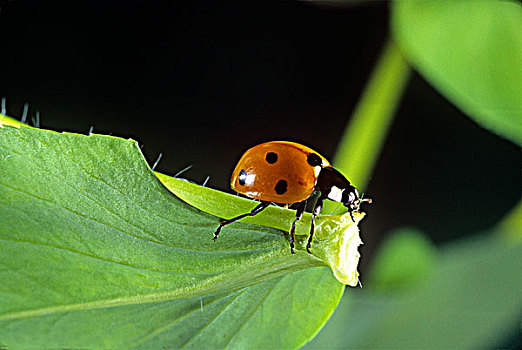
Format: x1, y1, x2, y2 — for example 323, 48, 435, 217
328, 186, 344, 202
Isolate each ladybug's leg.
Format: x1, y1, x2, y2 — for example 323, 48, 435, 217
307, 198, 324, 254
289, 201, 306, 254
213, 201, 270, 242
349, 209, 355, 222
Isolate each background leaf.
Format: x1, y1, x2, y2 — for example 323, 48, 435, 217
392, 0, 522, 145
304, 228, 522, 349
363, 228, 437, 293
0, 125, 344, 348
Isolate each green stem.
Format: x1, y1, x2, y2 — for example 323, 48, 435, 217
334, 39, 411, 190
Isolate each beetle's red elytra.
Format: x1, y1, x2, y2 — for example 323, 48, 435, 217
213, 141, 371, 254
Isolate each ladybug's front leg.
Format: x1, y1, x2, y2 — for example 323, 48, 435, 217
307, 198, 324, 254
289, 201, 306, 254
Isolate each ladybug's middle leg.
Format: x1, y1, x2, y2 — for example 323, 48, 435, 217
289, 201, 306, 254
307, 198, 324, 254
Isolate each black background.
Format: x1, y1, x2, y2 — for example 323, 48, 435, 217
1, 1, 520, 268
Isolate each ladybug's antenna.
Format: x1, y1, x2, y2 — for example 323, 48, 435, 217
355, 193, 372, 211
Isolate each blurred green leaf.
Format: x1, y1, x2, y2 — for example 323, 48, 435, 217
392, 0, 522, 146
364, 228, 437, 292
0, 125, 345, 348
304, 230, 522, 349
498, 200, 522, 242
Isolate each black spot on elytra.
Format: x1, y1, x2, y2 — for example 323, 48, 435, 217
307, 153, 322, 167
265, 152, 278, 164
274, 179, 288, 195
238, 169, 247, 186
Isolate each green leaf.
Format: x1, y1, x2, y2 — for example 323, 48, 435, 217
392, 0, 522, 146
304, 230, 522, 349
0, 114, 25, 128
156, 173, 367, 286
364, 228, 437, 292
0, 125, 347, 348
498, 200, 522, 242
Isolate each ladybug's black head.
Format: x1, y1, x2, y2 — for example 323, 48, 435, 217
341, 187, 360, 211
341, 188, 372, 221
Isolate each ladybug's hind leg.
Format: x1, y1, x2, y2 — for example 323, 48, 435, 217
213, 201, 270, 242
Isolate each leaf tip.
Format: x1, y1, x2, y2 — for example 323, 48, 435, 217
313, 212, 366, 286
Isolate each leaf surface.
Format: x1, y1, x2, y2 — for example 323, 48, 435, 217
0, 124, 346, 348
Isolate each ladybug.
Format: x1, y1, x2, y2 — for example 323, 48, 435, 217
213, 141, 371, 254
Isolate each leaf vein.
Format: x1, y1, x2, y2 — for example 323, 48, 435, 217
128, 290, 245, 348
223, 277, 284, 347
0, 238, 215, 276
